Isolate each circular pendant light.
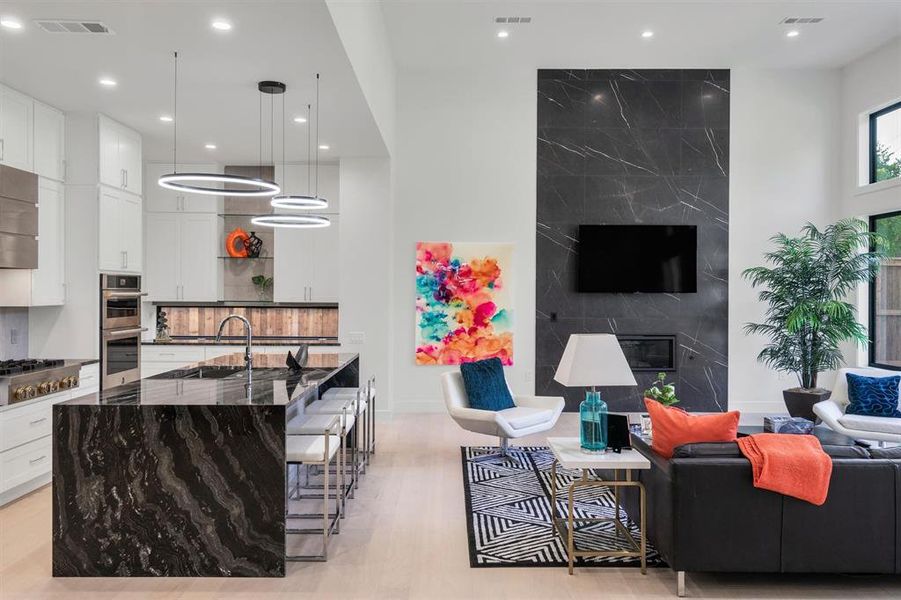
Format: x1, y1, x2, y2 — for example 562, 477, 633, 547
251, 214, 330, 228
270, 78, 328, 211
157, 52, 280, 197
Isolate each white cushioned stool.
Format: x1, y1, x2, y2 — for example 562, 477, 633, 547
284, 416, 343, 562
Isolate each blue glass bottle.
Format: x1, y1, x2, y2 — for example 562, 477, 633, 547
580, 390, 608, 453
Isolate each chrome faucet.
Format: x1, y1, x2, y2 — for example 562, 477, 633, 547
215, 314, 253, 370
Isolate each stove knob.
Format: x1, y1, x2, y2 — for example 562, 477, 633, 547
49, 380, 60, 392
70, 375, 79, 387
38, 382, 51, 394
24, 386, 36, 399
14, 387, 28, 401
60, 377, 73, 389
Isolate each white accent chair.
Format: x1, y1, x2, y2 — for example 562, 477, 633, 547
813, 367, 901, 444
441, 371, 565, 460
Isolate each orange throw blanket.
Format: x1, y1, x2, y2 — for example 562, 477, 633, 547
736, 433, 832, 506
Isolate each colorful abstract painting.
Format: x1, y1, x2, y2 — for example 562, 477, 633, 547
415, 242, 514, 366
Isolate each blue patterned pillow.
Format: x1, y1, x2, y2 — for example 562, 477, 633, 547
845, 373, 901, 418
460, 358, 515, 411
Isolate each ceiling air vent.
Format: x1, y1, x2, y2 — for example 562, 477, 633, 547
780, 17, 824, 24
495, 16, 532, 24
34, 20, 113, 34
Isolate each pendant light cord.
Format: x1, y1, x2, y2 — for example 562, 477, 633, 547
307, 103, 312, 195
315, 73, 320, 198
281, 91, 286, 187
259, 87, 262, 180
172, 51, 178, 172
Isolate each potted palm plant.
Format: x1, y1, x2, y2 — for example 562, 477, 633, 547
743, 219, 887, 420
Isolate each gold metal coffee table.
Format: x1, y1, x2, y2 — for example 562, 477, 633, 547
546, 437, 651, 575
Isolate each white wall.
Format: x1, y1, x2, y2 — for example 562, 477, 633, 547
326, 0, 396, 156
338, 158, 393, 410
388, 66, 844, 414
729, 68, 842, 413
840, 36, 901, 220
838, 36, 901, 367
391, 68, 537, 412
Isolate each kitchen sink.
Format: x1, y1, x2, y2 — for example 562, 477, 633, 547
152, 366, 331, 381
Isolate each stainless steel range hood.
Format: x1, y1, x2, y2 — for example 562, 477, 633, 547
0, 165, 38, 269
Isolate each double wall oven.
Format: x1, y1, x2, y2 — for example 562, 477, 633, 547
100, 274, 146, 389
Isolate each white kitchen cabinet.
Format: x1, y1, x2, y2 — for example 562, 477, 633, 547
144, 162, 221, 213
99, 186, 142, 273
98, 115, 142, 196
31, 178, 66, 305
0, 84, 33, 172
145, 212, 218, 301
33, 101, 65, 181
145, 213, 179, 299
274, 215, 339, 302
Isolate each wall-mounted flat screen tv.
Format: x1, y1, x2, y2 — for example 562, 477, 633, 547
578, 225, 697, 293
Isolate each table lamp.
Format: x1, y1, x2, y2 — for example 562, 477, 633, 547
554, 334, 637, 453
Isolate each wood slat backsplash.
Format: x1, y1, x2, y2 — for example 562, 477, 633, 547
160, 306, 339, 339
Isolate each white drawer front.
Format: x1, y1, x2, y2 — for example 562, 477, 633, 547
0, 436, 52, 493
142, 346, 204, 363
79, 363, 100, 387
0, 393, 70, 452
142, 361, 193, 377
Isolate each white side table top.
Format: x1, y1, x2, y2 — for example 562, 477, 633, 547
547, 437, 652, 471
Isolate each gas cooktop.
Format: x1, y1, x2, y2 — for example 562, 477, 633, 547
0, 358, 65, 376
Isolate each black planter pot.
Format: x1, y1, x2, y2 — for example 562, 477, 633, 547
782, 388, 832, 421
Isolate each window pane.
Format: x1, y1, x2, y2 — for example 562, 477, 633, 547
872, 213, 901, 368
874, 105, 901, 183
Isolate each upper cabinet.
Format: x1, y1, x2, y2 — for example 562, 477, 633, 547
99, 115, 142, 196
33, 102, 65, 182
144, 162, 220, 213
31, 178, 66, 305
98, 186, 142, 274
0, 85, 34, 173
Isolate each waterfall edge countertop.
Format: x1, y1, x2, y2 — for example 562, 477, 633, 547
53, 352, 360, 577
61, 352, 358, 406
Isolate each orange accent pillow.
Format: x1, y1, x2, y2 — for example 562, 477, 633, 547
645, 398, 740, 458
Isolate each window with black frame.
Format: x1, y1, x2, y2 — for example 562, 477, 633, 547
870, 101, 901, 184
870, 210, 901, 370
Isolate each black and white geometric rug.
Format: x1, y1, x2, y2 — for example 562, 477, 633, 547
461, 446, 666, 568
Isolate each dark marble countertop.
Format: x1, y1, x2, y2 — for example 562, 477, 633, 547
151, 301, 338, 309
142, 337, 339, 346
61, 353, 358, 407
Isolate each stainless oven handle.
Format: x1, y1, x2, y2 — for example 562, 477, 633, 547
103, 291, 148, 298
103, 327, 148, 338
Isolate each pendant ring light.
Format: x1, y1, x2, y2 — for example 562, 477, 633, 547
251, 214, 330, 228
270, 102, 327, 210
157, 52, 281, 197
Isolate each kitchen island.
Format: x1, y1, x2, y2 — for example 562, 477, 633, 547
52, 352, 358, 577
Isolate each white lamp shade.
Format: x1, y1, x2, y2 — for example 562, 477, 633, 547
553, 334, 637, 388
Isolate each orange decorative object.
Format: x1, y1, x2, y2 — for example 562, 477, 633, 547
226, 228, 250, 258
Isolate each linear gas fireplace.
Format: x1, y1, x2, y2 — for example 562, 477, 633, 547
616, 335, 676, 372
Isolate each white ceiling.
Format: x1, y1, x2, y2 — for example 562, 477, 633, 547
381, 0, 901, 71
0, 1, 388, 164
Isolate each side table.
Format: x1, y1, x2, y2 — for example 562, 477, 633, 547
546, 437, 652, 574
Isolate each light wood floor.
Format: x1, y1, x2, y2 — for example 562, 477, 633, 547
2, 412, 901, 599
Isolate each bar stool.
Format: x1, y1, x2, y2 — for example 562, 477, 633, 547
307, 390, 363, 494
322, 377, 375, 468
287, 406, 353, 511
285, 417, 343, 562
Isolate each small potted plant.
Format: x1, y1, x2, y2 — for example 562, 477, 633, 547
743, 219, 887, 420
251, 274, 273, 301
644, 372, 679, 406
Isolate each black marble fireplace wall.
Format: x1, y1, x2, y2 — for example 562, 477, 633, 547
535, 69, 729, 412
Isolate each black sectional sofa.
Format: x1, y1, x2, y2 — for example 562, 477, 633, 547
622, 435, 901, 596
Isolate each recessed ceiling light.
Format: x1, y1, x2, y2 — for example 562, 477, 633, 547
0, 17, 22, 30
318, 144, 329, 150
98, 77, 117, 87
497, 30, 509, 39
293, 116, 307, 124
641, 30, 654, 38
159, 115, 173, 122
205, 143, 217, 150
211, 19, 232, 31
786, 29, 800, 38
